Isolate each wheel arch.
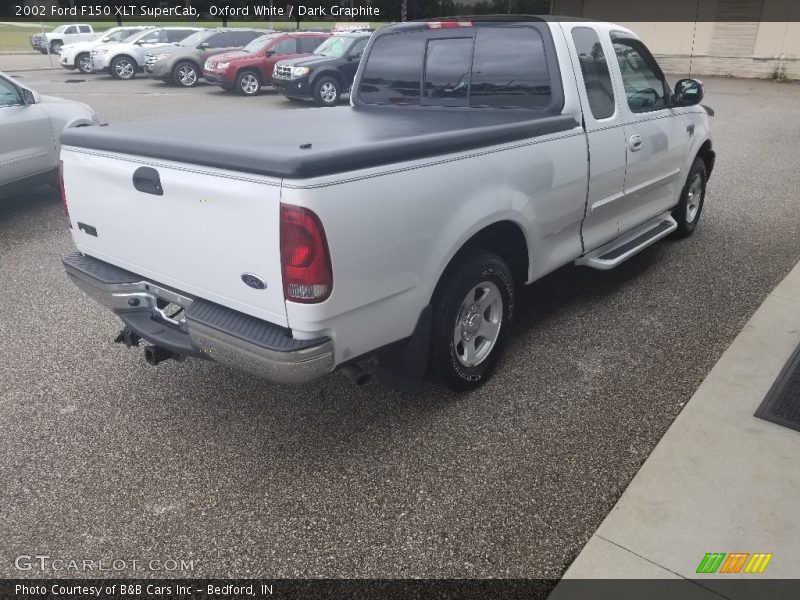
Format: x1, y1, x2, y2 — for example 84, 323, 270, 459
430, 220, 529, 305
111, 53, 137, 67
312, 69, 345, 89
697, 139, 715, 180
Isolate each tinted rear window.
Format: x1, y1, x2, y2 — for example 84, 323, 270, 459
358, 26, 555, 109
358, 32, 424, 105
423, 37, 472, 107
470, 28, 551, 109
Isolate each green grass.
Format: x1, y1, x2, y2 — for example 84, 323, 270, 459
0, 21, 385, 52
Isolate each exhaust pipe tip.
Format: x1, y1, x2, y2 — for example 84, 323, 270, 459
144, 345, 174, 366
339, 363, 370, 386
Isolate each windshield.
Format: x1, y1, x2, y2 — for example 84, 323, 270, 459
51, 25, 68, 33
178, 31, 208, 47
313, 36, 355, 58
243, 33, 280, 53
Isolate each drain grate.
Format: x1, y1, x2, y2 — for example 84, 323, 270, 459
754, 342, 800, 432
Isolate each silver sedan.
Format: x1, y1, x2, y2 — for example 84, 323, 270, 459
0, 70, 99, 196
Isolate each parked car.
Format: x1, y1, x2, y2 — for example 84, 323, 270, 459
59, 27, 154, 74
143, 28, 267, 87
30, 23, 99, 55
0, 71, 98, 197
91, 27, 200, 80
60, 17, 714, 392
272, 31, 371, 106
203, 31, 330, 96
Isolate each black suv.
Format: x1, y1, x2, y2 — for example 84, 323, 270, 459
271, 32, 371, 107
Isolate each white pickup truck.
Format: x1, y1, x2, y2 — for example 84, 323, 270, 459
61, 17, 715, 392
30, 24, 99, 55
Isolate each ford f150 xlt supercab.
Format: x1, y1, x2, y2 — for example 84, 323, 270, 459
60, 17, 715, 392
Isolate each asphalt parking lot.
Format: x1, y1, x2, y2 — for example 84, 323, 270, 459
1, 57, 800, 579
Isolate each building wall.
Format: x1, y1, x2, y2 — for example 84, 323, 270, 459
551, 0, 800, 78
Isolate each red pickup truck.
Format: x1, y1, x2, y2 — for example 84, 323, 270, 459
203, 31, 330, 96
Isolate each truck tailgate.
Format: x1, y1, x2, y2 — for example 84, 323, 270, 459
62, 147, 288, 327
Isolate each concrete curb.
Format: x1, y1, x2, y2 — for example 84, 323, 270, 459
551, 259, 800, 587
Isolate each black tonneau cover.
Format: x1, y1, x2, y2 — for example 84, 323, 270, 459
61, 107, 577, 179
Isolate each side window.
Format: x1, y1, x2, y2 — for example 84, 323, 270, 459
64, 26, 78, 35
470, 27, 552, 109
348, 37, 368, 58
142, 30, 167, 44
79, 25, 91, 33
206, 32, 235, 48
166, 30, 189, 43
572, 27, 615, 119
422, 38, 471, 107
358, 31, 424, 105
271, 38, 297, 55
611, 36, 668, 112
235, 31, 261, 46
299, 36, 325, 53
0, 77, 22, 107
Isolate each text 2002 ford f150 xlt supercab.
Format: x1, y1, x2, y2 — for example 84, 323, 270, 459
60, 17, 715, 392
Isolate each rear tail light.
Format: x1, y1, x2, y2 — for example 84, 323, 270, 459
59, 160, 71, 228
426, 21, 473, 29
280, 204, 333, 303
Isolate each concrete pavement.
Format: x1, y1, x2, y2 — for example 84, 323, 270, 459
556, 260, 800, 590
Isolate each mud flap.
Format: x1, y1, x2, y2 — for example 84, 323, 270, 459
376, 304, 432, 395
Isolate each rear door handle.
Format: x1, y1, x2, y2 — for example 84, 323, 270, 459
629, 134, 643, 152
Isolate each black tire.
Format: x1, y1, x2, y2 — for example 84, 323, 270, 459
672, 156, 707, 238
172, 61, 199, 87
110, 55, 136, 80
430, 253, 515, 391
50, 40, 63, 54
75, 52, 92, 74
312, 76, 340, 107
235, 69, 262, 96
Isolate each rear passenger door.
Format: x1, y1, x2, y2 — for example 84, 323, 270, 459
565, 24, 627, 251
609, 34, 688, 233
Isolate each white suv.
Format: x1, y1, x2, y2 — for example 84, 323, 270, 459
60, 27, 154, 74
91, 27, 200, 80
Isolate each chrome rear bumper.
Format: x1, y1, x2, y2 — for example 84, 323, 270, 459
63, 252, 333, 384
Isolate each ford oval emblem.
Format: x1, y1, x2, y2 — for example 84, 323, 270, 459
241, 273, 267, 290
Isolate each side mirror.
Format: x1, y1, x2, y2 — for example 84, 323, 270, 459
198, 42, 210, 50
21, 87, 36, 105
348, 53, 362, 62
265, 49, 275, 56
674, 78, 704, 106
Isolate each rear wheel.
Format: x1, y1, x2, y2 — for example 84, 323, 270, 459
672, 157, 707, 238
76, 52, 92, 74
235, 70, 262, 96
172, 61, 199, 87
313, 76, 339, 107
110, 56, 136, 80
430, 253, 514, 391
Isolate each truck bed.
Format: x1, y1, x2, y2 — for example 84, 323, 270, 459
60, 107, 577, 179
